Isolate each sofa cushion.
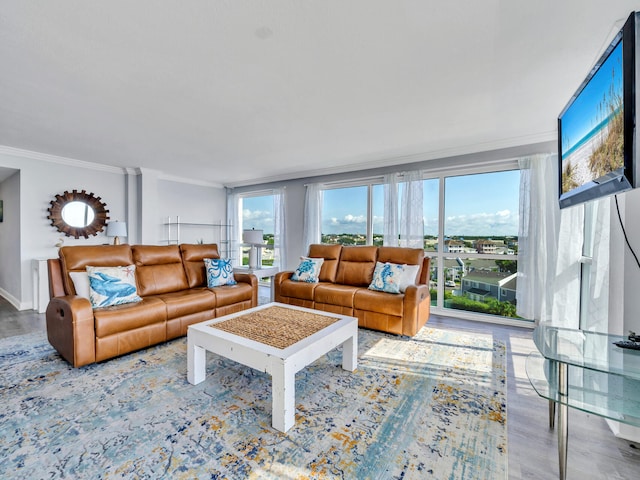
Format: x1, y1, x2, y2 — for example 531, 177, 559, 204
278, 279, 319, 301
377, 246, 424, 273
59, 245, 134, 295
335, 246, 378, 287
153, 289, 216, 319
354, 288, 404, 317
132, 245, 190, 296
315, 283, 359, 308
87, 265, 142, 308
204, 258, 237, 287
307, 244, 342, 282
291, 257, 324, 283
210, 283, 254, 307
94, 297, 167, 337
180, 244, 220, 288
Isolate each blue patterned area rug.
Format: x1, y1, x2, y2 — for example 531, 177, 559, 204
0, 326, 507, 479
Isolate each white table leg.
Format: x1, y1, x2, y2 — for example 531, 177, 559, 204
188, 339, 207, 385
271, 361, 296, 432
341, 332, 357, 372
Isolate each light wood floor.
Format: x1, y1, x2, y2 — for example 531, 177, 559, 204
2, 295, 639, 479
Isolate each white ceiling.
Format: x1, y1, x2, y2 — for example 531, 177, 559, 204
1, 1, 639, 187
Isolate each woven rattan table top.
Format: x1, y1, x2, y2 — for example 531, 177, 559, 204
209, 305, 340, 349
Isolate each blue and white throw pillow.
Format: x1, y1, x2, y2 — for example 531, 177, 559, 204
86, 265, 142, 308
368, 262, 405, 294
204, 258, 237, 287
291, 257, 324, 283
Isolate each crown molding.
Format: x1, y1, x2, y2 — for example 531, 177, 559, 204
0, 145, 126, 175
224, 130, 557, 188
0, 145, 224, 188
157, 172, 224, 189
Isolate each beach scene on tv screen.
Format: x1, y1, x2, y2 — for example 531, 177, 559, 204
561, 41, 624, 194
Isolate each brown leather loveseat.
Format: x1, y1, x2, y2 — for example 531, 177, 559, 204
46, 243, 257, 367
274, 244, 431, 336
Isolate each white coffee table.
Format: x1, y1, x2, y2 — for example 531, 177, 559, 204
187, 302, 358, 432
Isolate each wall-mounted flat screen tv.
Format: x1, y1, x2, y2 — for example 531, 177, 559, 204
558, 11, 638, 209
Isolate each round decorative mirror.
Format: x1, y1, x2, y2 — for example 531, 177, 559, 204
47, 190, 110, 239
61, 201, 96, 227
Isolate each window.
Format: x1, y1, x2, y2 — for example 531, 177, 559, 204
315, 165, 523, 324
240, 194, 274, 266
432, 169, 522, 323
321, 185, 372, 245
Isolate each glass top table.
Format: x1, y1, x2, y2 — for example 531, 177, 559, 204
526, 324, 640, 480
532, 325, 640, 380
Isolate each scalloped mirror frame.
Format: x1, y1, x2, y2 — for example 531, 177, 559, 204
47, 190, 110, 239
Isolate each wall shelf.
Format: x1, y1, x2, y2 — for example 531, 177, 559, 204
162, 216, 231, 258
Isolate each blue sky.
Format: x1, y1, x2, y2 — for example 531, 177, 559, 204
241, 170, 520, 237
560, 40, 623, 156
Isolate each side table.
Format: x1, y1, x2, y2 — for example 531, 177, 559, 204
233, 266, 279, 302
526, 324, 640, 479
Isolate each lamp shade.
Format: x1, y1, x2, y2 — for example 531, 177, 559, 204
242, 229, 264, 244
107, 221, 127, 238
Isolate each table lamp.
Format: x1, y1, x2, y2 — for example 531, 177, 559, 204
242, 228, 264, 268
107, 221, 127, 245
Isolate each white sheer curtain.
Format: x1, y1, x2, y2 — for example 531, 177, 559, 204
273, 187, 287, 270
398, 170, 424, 248
578, 198, 611, 331
516, 154, 561, 322
549, 203, 584, 327
383, 173, 399, 246
516, 153, 611, 328
302, 183, 323, 254
226, 189, 241, 265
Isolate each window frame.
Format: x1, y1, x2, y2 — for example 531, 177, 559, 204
317, 158, 526, 326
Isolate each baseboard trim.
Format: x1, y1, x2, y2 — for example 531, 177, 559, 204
0, 288, 32, 311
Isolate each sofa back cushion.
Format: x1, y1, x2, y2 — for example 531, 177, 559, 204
307, 244, 342, 282
335, 246, 378, 287
377, 246, 425, 284
132, 245, 189, 296
180, 243, 220, 288
59, 245, 134, 296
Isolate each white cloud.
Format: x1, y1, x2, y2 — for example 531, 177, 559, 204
242, 209, 274, 233
445, 210, 518, 236
324, 213, 367, 234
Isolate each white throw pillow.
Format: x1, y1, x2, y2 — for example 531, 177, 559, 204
398, 264, 421, 293
69, 271, 91, 299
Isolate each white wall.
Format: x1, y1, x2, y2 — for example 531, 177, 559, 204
0, 171, 21, 304
0, 148, 226, 310
157, 179, 227, 249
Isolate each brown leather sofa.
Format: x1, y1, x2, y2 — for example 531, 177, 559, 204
46, 243, 257, 367
274, 244, 431, 336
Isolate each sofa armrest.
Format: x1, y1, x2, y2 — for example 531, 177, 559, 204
273, 271, 294, 302
274, 271, 294, 284
233, 272, 258, 307
233, 271, 257, 287
402, 284, 431, 336
46, 296, 96, 367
